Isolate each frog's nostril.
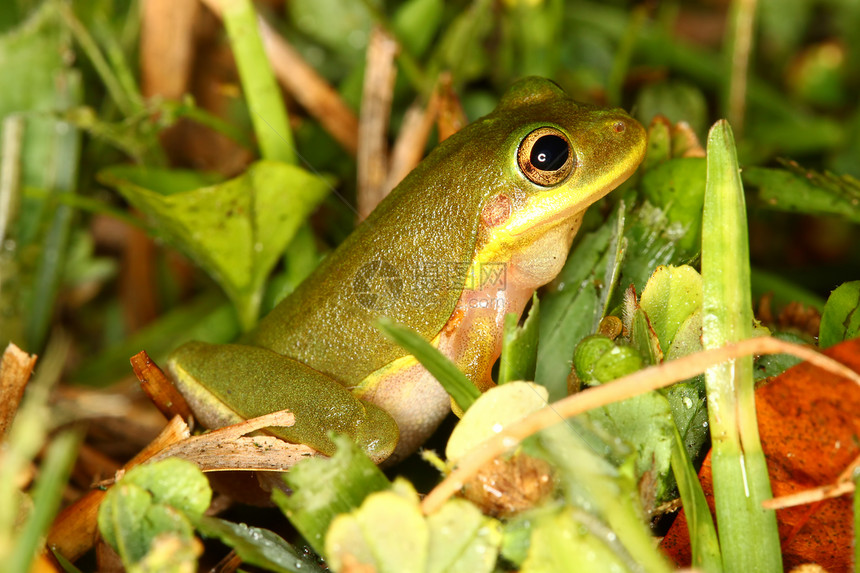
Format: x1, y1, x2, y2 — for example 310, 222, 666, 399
612, 120, 627, 134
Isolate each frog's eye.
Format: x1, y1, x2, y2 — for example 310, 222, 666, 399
517, 127, 575, 186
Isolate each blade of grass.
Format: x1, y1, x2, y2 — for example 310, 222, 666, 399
58, 3, 140, 118
221, 0, 295, 165
701, 120, 781, 570
25, 69, 82, 352
9, 430, 81, 573
670, 429, 722, 573
498, 294, 540, 384
376, 317, 480, 412
723, 0, 757, 136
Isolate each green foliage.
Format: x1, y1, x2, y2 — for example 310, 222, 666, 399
325, 479, 501, 573
498, 294, 541, 384
3, 0, 860, 571
819, 281, 860, 348
99, 162, 331, 330
98, 459, 210, 571
274, 434, 391, 556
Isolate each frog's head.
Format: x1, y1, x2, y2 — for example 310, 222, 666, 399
469, 77, 647, 282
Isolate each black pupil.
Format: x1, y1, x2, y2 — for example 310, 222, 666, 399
530, 134, 569, 171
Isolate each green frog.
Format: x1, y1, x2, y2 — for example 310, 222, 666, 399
168, 77, 647, 465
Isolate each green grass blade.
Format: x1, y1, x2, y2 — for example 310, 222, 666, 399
670, 429, 722, 572
25, 69, 82, 352
498, 294, 540, 384
701, 120, 781, 570
221, 0, 295, 164
9, 430, 81, 573
376, 317, 480, 412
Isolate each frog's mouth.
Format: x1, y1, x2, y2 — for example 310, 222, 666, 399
505, 160, 641, 238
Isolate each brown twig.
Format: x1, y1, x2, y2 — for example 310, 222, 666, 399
357, 26, 399, 221
0, 343, 38, 439
762, 452, 860, 510
131, 350, 193, 422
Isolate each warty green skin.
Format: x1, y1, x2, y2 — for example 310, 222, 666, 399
168, 77, 647, 464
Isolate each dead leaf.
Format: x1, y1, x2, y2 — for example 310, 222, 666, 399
661, 337, 860, 571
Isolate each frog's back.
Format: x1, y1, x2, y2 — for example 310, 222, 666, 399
244, 118, 509, 385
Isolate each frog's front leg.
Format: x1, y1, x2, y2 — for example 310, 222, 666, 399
168, 342, 399, 465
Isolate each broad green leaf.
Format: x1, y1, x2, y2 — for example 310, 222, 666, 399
99, 161, 331, 330
588, 388, 675, 505
376, 317, 480, 412
819, 281, 860, 348
426, 498, 501, 573
498, 294, 540, 384
325, 479, 500, 573
639, 265, 703, 356
275, 434, 390, 556
535, 422, 672, 573
635, 80, 708, 138
98, 483, 155, 565
446, 381, 548, 463
120, 458, 211, 519
326, 481, 428, 573
639, 158, 707, 257
520, 507, 628, 573
196, 517, 324, 573
97, 459, 210, 571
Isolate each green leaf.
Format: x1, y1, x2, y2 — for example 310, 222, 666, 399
97, 459, 211, 571
99, 483, 156, 564
375, 317, 480, 412
819, 281, 860, 348
326, 480, 428, 573
744, 161, 860, 223
196, 517, 324, 573
325, 479, 500, 573
99, 161, 331, 330
274, 434, 390, 556
288, 0, 375, 64
702, 120, 781, 570
639, 265, 703, 356
120, 458, 212, 519
392, 0, 444, 58
635, 80, 708, 138
589, 388, 676, 505
425, 498, 501, 573
535, 422, 673, 573
536, 210, 616, 401
520, 506, 630, 573
498, 294, 540, 384
446, 381, 548, 464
